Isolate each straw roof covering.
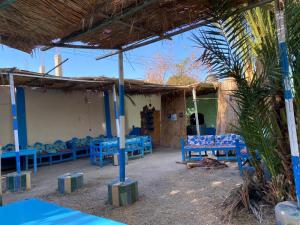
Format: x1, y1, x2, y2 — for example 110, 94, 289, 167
0, 0, 265, 53
0, 68, 218, 94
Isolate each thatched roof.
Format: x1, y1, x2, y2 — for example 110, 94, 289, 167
0, 0, 266, 53
0, 68, 218, 94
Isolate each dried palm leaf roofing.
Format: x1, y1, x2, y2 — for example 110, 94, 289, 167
0, 0, 267, 53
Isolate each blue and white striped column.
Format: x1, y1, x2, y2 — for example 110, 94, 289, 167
118, 51, 126, 182
9, 74, 21, 176
276, 4, 300, 207
113, 85, 120, 138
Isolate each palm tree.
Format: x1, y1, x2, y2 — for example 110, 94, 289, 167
192, 0, 300, 204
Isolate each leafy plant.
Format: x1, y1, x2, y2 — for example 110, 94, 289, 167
193, 0, 298, 205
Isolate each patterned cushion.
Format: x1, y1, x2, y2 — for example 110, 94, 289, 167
54, 140, 67, 151
2, 144, 15, 152
215, 134, 240, 147
45, 144, 57, 153
33, 142, 45, 154
187, 135, 215, 147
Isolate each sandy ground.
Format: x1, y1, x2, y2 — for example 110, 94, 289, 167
3, 148, 275, 225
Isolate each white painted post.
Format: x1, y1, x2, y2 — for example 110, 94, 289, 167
275, 0, 300, 207
113, 85, 120, 138
192, 87, 200, 135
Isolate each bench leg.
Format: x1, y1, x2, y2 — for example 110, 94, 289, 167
34, 154, 37, 175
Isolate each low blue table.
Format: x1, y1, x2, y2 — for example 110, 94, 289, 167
0, 198, 126, 225
1, 149, 37, 175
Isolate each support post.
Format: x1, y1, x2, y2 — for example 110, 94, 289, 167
104, 90, 112, 138
118, 51, 126, 183
192, 88, 200, 135
9, 74, 21, 191
113, 85, 120, 138
275, 0, 300, 207
9, 74, 21, 175
16, 87, 28, 148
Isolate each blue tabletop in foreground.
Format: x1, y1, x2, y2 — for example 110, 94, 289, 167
0, 198, 126, 225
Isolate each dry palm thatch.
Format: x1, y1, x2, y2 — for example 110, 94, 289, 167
0, 0, 266, 53
221, 176, 265, 223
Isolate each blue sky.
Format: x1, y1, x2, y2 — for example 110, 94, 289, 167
0, 30, 208, 81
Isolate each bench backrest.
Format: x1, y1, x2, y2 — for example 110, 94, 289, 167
187, 134, 243, 147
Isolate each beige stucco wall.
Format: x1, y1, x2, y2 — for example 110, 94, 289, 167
0, 86, 161, 145
0, 86, 13, 146
25, 87, 106, 144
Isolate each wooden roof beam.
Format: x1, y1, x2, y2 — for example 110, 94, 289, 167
43, 43, 115, 50
95, 0, 274, 60
41, 0, 160, 51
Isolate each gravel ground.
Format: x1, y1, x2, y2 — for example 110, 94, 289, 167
3, 148, 275, 225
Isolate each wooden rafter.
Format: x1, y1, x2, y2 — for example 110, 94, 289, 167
42, 0, 160, 51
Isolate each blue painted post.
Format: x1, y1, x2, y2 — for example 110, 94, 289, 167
118, 51, 126, 182
113, 85, 120, 138
9, 74, 21, 177
275, 2, 300, 207
104, 90, 112, 138
16, 87, 28, 148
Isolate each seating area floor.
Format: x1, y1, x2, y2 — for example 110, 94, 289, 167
3, 148, 274, 225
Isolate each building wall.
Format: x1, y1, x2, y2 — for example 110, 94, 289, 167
0, 86, 13, 146
216, 78, 238, 134
185, 93, 218, 128
0, 86, 161, 146
160, 91, 187, 148
25, 87, 106, 144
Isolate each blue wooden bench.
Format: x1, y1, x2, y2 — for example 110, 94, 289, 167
32, 141, 73, 166
69, 136, 91, 159
125, 137, 144, 158
181, 134, 256, 175
90, 138, 119, 167
1, 148, 37, 175
181, 134, 240, 161
141, 136, 153, 154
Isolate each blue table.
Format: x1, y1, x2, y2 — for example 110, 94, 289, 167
0, 198, 126, 225
1, 149, 37, 175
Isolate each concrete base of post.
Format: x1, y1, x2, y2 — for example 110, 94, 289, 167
275, 201, 300, 225
107, 178, 138, 207
58, 172, 84, 194
6, 171, 31, 192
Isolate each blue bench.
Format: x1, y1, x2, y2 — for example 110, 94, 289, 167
181, 134, 256, 175
141, 136, 153, 154
68, 136, 91, 159
90, 138, 119, 167
125, 137, 144, 158
1, 148, 37, 175
32, 141, 73, 166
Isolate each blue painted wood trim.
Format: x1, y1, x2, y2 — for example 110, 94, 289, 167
104, 90, 112, 138
16, 87, 28, 148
